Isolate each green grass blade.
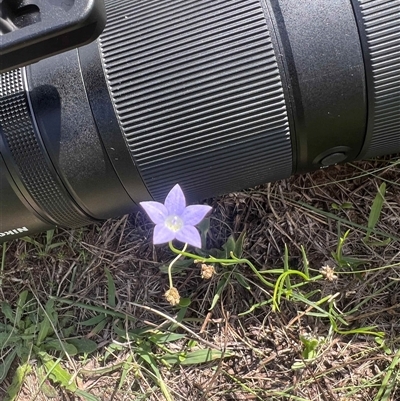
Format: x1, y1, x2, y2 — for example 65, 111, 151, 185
0, 348, 17, 384
374, 348, 400, 401
15, 291, 29, 328
365, 182, 386, 241
80, 314, 108, 326
104, 268, 116, 308
209, 275, 229, 310
149, 333, 187, 344
162, 349, 231, 365
138, 348, 173, 401
296, 201, 400, 241
233, 272, 251, 290
75, 389, 101, 401
37, 299, 56, 345
118, 354, 133, 390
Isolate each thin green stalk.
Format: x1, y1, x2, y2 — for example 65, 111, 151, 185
167, 242, 187, 288
168, 243, 275, 288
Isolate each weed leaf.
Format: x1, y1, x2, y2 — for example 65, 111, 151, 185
4, 361, 31, 401
39, 352, 77, 392
15, 290, 29, 327
37, 316, 52, 346
38, 365, 58, 398
234, 231, 246, 258
67, 338, 97, 354
0, 348, 17, 384
162, 349, 231, 365
42, 339, 78, 355
198, 217, 210, 248
222, 236, 236, 258
1, 303, 14, 323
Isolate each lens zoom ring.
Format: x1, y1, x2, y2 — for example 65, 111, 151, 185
353, 0, 400, 158
0, 69, 92, 227
99, 0, 292, 201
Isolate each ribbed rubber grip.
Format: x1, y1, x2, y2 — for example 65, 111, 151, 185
0, 69, 93, 227
99, 0, 292, 201
353, 0, 400, 158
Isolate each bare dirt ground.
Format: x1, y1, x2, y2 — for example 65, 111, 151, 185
1, 156, 400, 401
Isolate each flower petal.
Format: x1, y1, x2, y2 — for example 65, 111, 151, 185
181, 205, 212, 226
164, 184, 186, 216
140, 201, 168, 224
175, 225, 202, 248
153, 224, 176, 244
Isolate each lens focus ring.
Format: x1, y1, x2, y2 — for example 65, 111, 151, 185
99, 0, 292, 201
0, 69, 93, 227
352, 0, 400, 158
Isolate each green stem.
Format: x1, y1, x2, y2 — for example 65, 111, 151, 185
168, 242, 275, 289
167, 242, 187, 288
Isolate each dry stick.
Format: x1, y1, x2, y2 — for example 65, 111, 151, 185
55, 295, 219, 350
127, 301, 220, 350
199, 311, 213, 334
200, 304, 229, 400
267, 182, 281, 220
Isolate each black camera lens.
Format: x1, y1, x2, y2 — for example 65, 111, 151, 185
0, 0, 399, 242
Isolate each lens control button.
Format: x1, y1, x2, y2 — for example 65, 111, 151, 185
320, 153, 347, 166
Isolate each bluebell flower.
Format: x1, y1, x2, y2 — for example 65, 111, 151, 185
140, 184, 212, 248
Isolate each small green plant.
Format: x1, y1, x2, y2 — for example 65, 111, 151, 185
332, 229, 365, 269
20, 229, 66, 259
291, 334, 325, 370
331, 201, 353, 211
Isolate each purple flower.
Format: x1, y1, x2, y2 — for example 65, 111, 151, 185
140, 184, 212, 248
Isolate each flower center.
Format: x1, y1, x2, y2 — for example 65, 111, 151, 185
165, 215, 184, 232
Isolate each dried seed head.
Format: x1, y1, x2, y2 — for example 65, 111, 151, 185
165, 287, 180, 306
201, 264, 215, 279
320, 265, 338, 281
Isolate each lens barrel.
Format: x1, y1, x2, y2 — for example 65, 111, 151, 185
0, 0, 399, 242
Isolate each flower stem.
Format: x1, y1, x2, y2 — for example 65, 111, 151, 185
167, 242, 187, 288
168, 242, 275, 289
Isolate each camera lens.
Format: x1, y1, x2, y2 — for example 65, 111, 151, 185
0, 0, 399, 241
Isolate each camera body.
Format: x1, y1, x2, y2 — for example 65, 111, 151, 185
0, 0, 106, 72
